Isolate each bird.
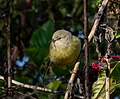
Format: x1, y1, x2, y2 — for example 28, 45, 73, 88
49, 29, 81, 66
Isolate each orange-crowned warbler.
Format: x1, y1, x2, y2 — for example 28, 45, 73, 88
50, 29, 81, 66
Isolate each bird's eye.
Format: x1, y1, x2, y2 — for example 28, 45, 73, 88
58, 37, 61, 40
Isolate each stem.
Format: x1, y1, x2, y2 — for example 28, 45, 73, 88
84, 0, 89, 98
106, 58, 110, 99
5, 0, 12, 96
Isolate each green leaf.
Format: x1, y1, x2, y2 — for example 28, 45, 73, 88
92, 72, 106, 99
92, 72, 116, 99
30, 20, 54, 48
25, 20, 54, 65
25, 48, 48, 65
15, 76, 33, 84
92, 61, 120, 99
36, 93, 49, 99
111, 61, 120, 79
53, 65, 69, 77
115, 31, 120, 39
113, 83, 120, 88
46, 80, 62, 90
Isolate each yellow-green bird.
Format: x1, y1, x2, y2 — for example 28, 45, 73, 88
50, 29, 81, 66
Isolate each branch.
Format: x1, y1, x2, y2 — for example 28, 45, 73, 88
64, 62, 80, 99
0, 75, 58, 94
64, 0, 109, 98
88, 0, 109, 42
0, 75, 84, 98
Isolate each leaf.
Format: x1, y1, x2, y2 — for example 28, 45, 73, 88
110, 61, 120, 79
25, 20, 54, 65
46, 80, 62, 90
116, 34, 120, 39
100, 78, 116, 97
25, 48, 48, 65
92, 72, 116, 99
109, 83, 120, 94
92, 61, 120, 99
36, 93, 49, 99
30, 20, 54, 48
92, 71, 106, 99
52, 65, 70, 77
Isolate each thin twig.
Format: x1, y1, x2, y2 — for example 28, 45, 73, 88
6, 17, 11, 90
5, 0, 12, 96
84, 0, 89, 98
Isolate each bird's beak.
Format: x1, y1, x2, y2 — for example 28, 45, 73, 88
52, 38, 59, 42
52, 39, 56, 42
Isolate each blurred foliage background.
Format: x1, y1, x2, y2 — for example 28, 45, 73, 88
0, 0, 120, 99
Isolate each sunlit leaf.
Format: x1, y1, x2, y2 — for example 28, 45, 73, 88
116, 34, 120, 39
92, 71, 106, 99
92, 61, 120, 99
